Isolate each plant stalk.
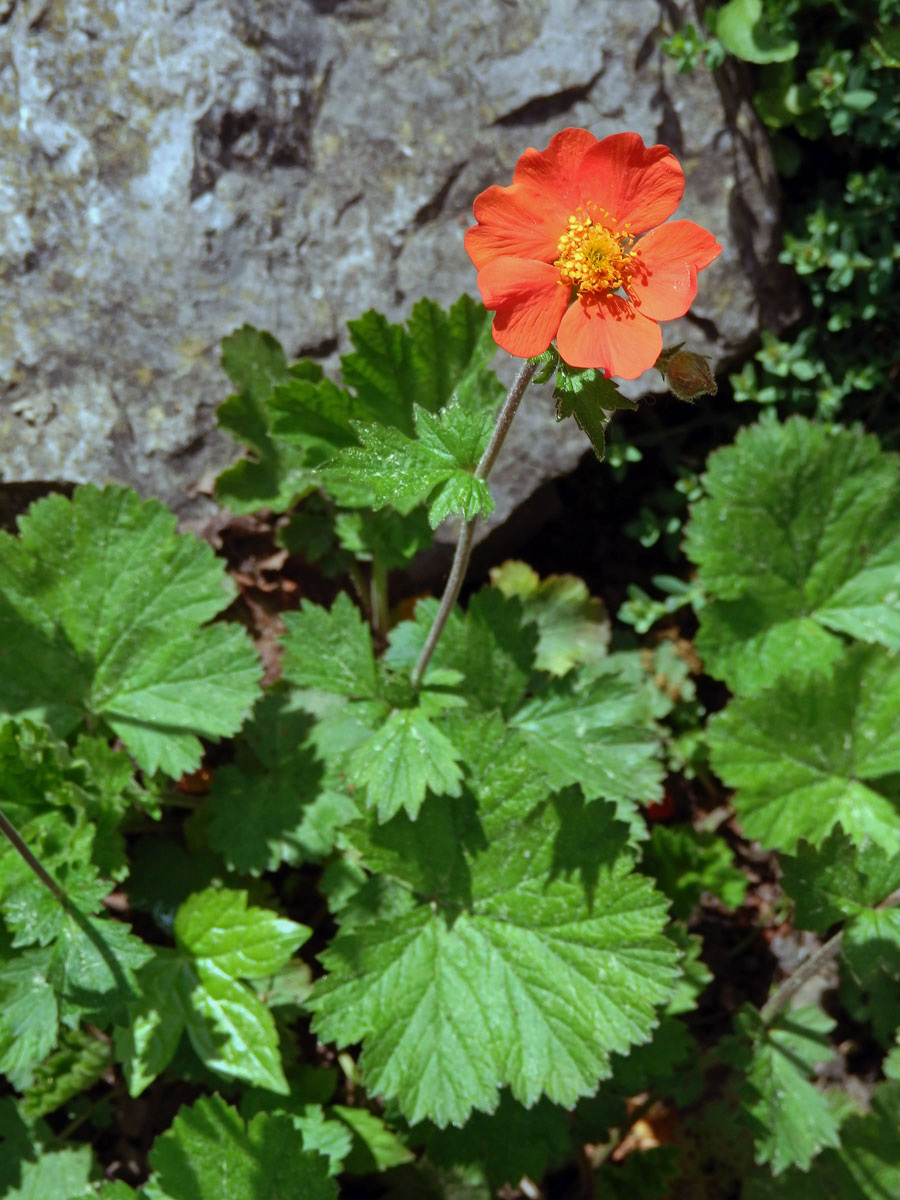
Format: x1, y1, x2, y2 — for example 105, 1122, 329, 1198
410, 356, 538, 688
0, 805, 67, 902
761, 885, 900, 1025
370, 558, 390, 642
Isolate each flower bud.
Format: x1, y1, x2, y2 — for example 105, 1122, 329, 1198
655, 344, 717, 402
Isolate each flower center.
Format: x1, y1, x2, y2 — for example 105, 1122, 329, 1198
554, 207, 636, 296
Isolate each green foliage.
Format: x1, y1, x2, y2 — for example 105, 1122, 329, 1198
488, 559, 610, 674
21, 1028, 113, 1120
715, 0, 798, 64
117, 889, 308, 1096
0, 485, 261, 776
660, 21, 725, 73
308, 715, 679, 1126
2, 176, 899, 1197
732, 1006, 841, 1173
841, 908, 900, 1043
330, 398, 495, 528
642, 824, 747, 919
215, 326, 329, 513
554, 362, 637, 460
673, 0, 900, 428
708, 644, 900, 854
143, 1094, 336, 1200
205, 689, 356, 874
686, 417, 900, 696
215, 295, 503, 549
420, 1092, 570, 1191
745, 1081, 900, 1198
781, 826, 900, 933
5, 1145, 95, 1200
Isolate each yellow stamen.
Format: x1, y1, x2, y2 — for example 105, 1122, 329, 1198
554, 206, 636, 296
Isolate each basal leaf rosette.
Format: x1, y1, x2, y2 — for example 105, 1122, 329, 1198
465, 128, 721, 377
306, 718, 679, 1127
0, 485, 261, 777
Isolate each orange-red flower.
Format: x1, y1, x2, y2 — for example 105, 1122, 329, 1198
465, 128, 722, 379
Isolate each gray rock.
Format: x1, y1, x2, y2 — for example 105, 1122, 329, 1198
0, 0, 785, 524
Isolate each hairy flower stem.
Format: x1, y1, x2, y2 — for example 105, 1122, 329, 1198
0, 805, 67, 902
410, 356, 539, 688
761, 885, 900, 1025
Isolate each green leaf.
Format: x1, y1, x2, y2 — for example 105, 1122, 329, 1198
175, 887, 309, 979
332, 1105, 415, 1173
420, 1092, 569, 1190
116, 954, 196, 1097
737, 1006, 840, 1174
4, 868, 109, 948
308, 717, 679, 1126
77, 1185, 137, 1200
340, 296, 501, 436
187, 968, 293, 1095
0, 950, 58, 1088
489, 560, 610, 675
841, 908, 900, 1042
21, 1028, 113, 1119
748, 1081, 900, 1199
119, 890, 308, 1096
708, 645, 900, 854
554, 362, 637, 460
49, 911, 154, 1025
686, 417, 900, 695
0, 486, 261, 776
384, 587, 538, 715
510, 668, 664, 830
215, 325, 324, 513
331, 400, 494, 528
0, 717, 150, 900
609, 1015, 699, 1104
338, 311, 421, 436
287, 1106, 353, 1175
407, 294, 503, 413
333, 506, 433, 571
281, 593, 378, 699
205, 690, 356, 874
642, 824, 747, 920
4, 1146, 93, 1200
780, 826, 900, 933
144, 1094, 336, 1200
716, 0, 798, 63
348, 705, 464, 822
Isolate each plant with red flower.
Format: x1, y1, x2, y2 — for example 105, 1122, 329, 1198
465, 128, 722, 380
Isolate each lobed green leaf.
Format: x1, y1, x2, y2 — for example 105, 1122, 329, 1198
686, 417, 900, 695
308, 718, 679, 1126
0, 486, 261, 776
708, 645, 900, 854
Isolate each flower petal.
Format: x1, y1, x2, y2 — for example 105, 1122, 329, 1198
465, 181, 566, 269
629, 220, 723, 320
576, 132, 685, 233
477, 257, 571, 358
556, 294, 662, 379
510, 127, 602, 211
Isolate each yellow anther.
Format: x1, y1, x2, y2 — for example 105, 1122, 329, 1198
554, 210, 636, 296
